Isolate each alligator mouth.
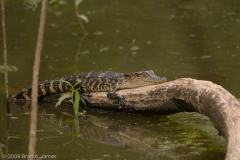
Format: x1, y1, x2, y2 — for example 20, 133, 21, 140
149, 76, 167, 83
159, 77, 167, 82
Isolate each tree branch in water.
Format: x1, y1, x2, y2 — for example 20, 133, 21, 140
41, 78, 240, 160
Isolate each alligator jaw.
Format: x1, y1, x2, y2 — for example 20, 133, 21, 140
119, 70, 167, 89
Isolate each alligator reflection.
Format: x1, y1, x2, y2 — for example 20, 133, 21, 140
12, 101, 225, 159
13, 101, 163, 158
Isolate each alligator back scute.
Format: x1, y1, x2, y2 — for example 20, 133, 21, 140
79, 71, 124, 93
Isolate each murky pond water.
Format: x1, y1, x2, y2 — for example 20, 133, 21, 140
1, 0, 240, 159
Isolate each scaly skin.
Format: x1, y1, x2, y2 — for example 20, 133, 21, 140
11, 70, 167, 106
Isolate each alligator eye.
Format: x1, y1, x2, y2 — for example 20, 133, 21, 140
143, 73, 149, 77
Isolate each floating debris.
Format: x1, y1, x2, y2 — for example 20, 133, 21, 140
10, 117, 18, 119
93, 31, 103, 35
71, 32, 78, 36
99, 47, 109, 52
130, 45, 140, 51
169, 14, 176, 20
23, 0, 40, 11
189, 34, 195, 37
81, 50, 90, 55
0, 65, 18, 72
119, 46, 124, 49
200, 55, 212, 59
146, 41, 152, 45
56, 129, 63, 135
169, 51, 181, 55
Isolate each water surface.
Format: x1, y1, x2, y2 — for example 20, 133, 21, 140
1, 0, 240, 159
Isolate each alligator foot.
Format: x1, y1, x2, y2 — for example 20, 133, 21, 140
107, 92, 125, 106
80, 93, 92, 108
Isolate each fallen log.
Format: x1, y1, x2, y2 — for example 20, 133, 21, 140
40, 78, 240, 160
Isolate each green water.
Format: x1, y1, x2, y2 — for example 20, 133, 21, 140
1, 0, 240, 159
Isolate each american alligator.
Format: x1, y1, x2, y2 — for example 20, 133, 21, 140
11, 70, 167, 106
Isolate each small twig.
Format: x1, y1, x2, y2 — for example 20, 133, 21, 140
1, 0, 10, 114
5, 116, 9, 160
75, 5, 87, 33
0, 143, 3, 160
74, 34, 87, 73
28, 0, 48, 159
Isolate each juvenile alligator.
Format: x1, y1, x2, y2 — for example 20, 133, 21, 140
11, 70, 167, 106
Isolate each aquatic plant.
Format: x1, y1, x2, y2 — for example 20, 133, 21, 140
55, 80, 81, 115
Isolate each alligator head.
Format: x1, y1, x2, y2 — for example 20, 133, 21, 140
119, 70, 167, 89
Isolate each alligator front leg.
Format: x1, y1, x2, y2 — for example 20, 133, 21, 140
107, 92, 125, 106
80, 93, 92, 108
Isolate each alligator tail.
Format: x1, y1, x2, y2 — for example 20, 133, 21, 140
10, 77, 78, 101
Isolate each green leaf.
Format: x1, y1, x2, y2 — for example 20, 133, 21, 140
73, 90, 80, 114
75, 0, 83, 7
60, 80, 73, 87
55, 94, 71, 108
74, 115, 80, 135
49, 0, 57, 4
132, 38, 136, 46
59, 0, 67, 5
77, 14, 89, 23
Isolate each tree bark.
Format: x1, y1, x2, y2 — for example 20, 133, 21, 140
88, 78, 240, 160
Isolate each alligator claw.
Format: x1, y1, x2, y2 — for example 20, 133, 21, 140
116, 95, 125, 106
80, 93, 92, 108
107, 92, 125, 106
